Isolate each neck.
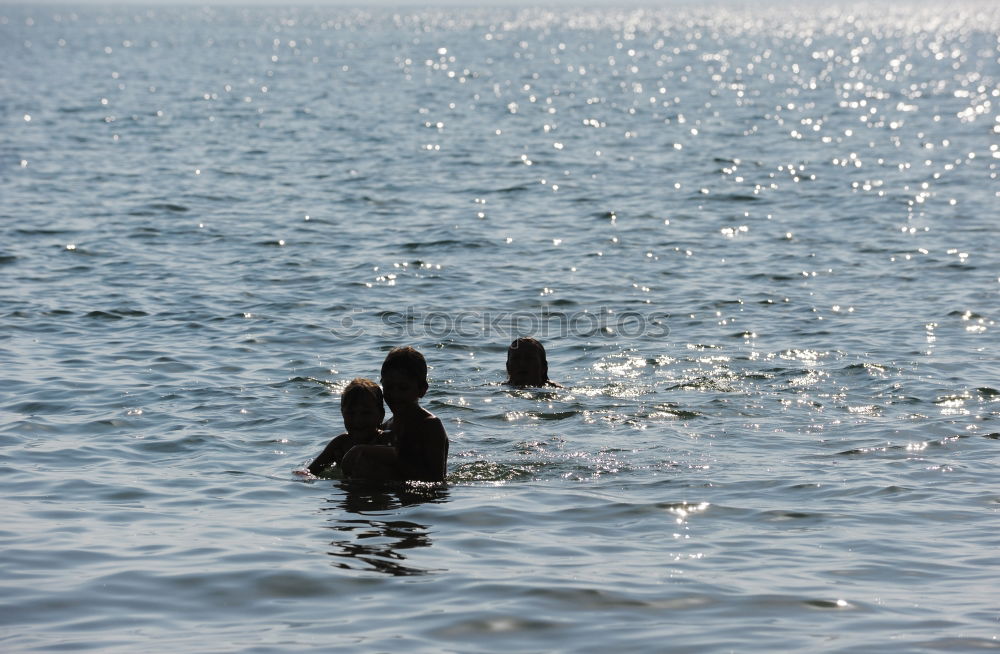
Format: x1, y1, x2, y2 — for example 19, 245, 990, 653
389, 401, 422, 418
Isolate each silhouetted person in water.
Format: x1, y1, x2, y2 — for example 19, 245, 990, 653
342, 346, 449, 483
306, 378, 387, 476
505, 337, 561, 387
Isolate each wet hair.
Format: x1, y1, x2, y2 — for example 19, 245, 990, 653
381, 346, 428, 388
507, 337, 548, 381
341, 378, 384, 412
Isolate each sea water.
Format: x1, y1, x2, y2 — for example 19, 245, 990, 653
1, 2, 998, 651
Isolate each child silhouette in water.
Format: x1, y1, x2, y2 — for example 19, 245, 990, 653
342, 346, 449, 482
505, 337, 561, 387
307, 378, 386, 476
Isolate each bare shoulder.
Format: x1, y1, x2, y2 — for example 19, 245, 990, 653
421, 413, 448, 439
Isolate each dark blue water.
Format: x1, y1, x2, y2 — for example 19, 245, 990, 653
2, 3, 999, 651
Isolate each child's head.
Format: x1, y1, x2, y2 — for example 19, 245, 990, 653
506, 337, 548, 386
380, 346, 429, 410
340, 378, 385, 433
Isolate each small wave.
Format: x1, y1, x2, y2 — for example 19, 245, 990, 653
704, 192, 761, 203
665, 377, 738, 392
132, 433, 213, 454
147, 202, 190, 213
401, 239, 488, 249
494, 182, 532, 193
536, 410, 579, 420
450, 460, 537, 482
804, 598, 855, 610
15, 228, 71, 236
948, 310, 986, 319
592, 210, 618, 219
127, 227, 161, 239
835, 434, 968, 457
9, 400, 71, 415
757, 509, 826, 522
276, 376, 339, 394
84, 308, 148, 320
643, 404, 700, 419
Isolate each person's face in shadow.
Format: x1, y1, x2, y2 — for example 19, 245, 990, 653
507, 345, 545, 386
380, 368, 426, 413
341, 395, 383, 435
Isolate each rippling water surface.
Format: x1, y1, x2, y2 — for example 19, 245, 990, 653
2, 2, 999, 651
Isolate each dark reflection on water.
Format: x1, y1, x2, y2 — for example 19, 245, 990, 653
321, 481, 450, 576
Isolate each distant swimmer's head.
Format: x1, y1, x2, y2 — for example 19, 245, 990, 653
380, 346, 429, 410
506, 337, 549, 387
340, 378, 385, 434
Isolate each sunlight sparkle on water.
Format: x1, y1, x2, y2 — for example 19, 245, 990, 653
4, 3, 999, 650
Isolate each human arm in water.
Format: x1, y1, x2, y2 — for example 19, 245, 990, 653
341, 416, 448, 482
306, 433, 352, 476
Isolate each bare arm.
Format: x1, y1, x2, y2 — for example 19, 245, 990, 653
307, 434, 351, 476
